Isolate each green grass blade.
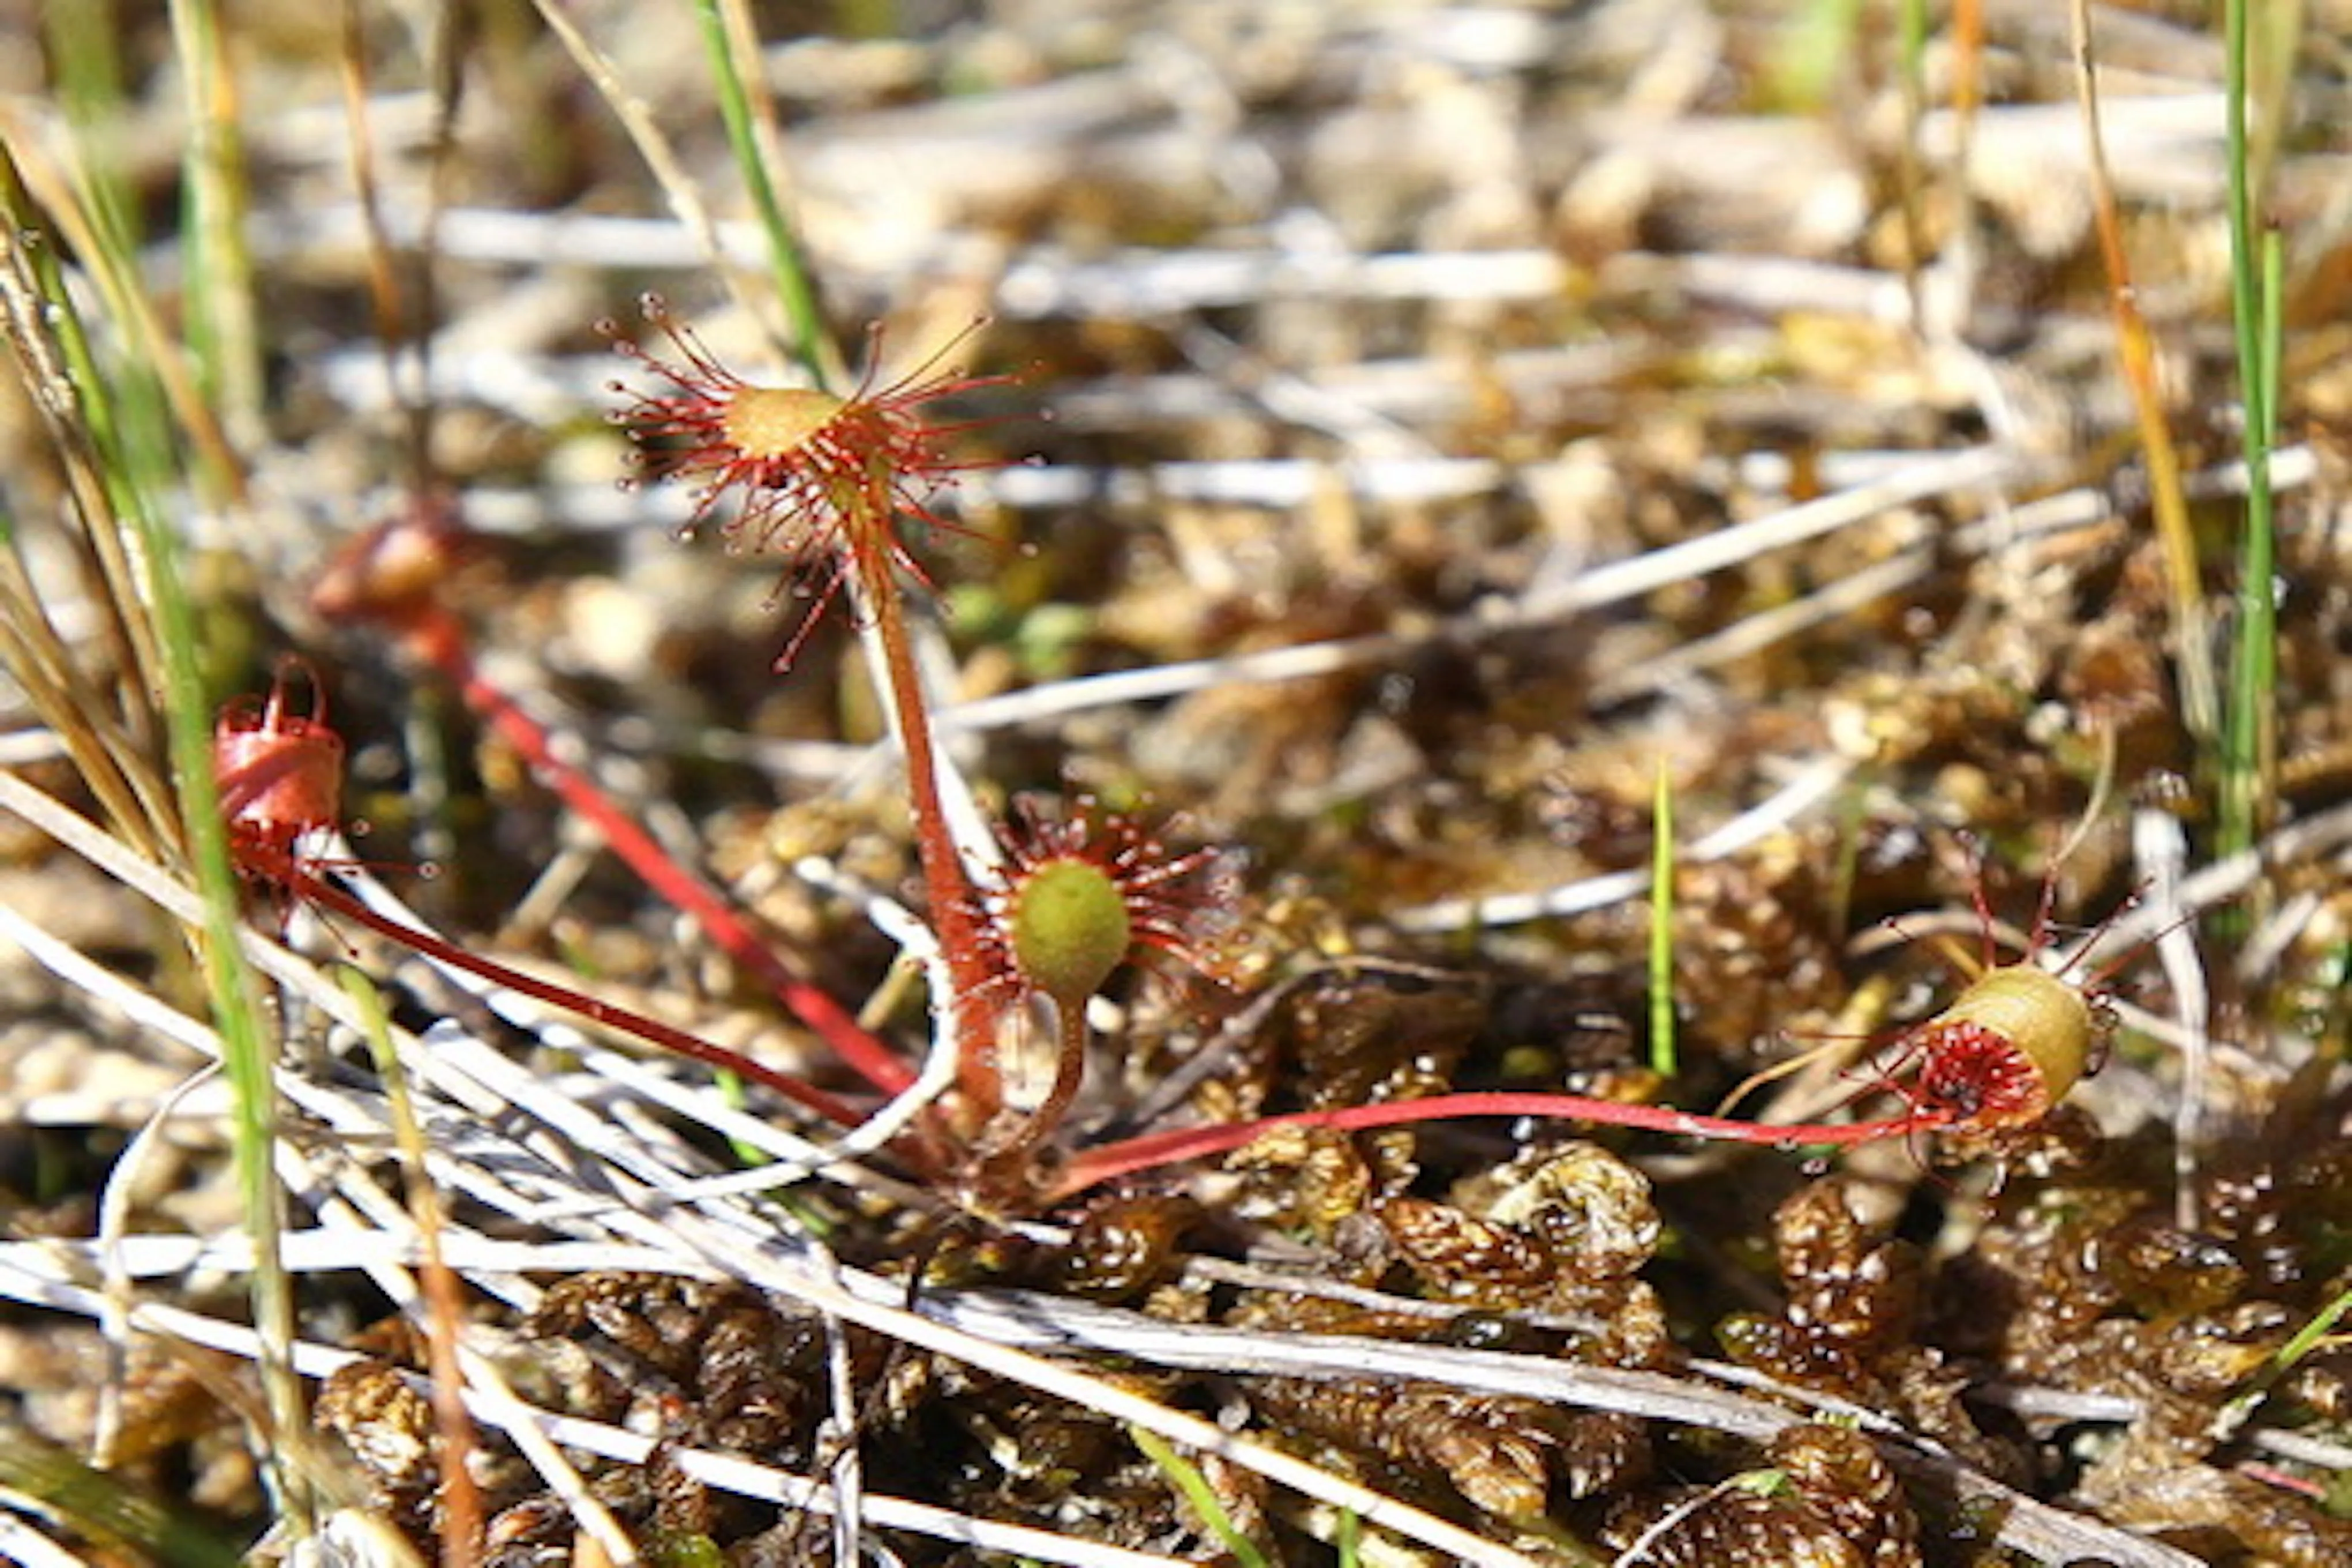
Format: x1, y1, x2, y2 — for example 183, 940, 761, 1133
1649, 758, 1678, 1077
1126, 1423, 1275, 1568
2220, 0, 2284, 862
166, 0, 264, 446
122, 326, 317, 1540
2, 119, 315, 1541
0, 1430, 243, 1568
697, 0, 833, 386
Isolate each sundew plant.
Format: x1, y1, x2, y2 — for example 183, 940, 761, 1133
0, 6, 2347, 1568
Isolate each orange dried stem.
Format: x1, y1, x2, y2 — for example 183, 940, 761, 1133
2072, 0, 2215, 739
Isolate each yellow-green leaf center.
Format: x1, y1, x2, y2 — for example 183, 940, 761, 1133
1009, 859, 1132, 1007
723, 386, 843, 459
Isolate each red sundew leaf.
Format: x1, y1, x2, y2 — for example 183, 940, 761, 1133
604, 296, 1022, 668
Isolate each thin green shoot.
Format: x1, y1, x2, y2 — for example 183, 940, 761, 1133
56, 261, 314, 1541
1648, 757, 1678, 1078
705, 1073, 848, 1240
2211, 1275, 2352, 1445
0, 1431, 242, 1568
2221, 0, 2285, 862
2264, 1283, 2352, 1386
1335, 1506, 1361, 1568
41, 3, 137, 283
2220, 0, 2276, 860
43, 1, 128, 112
4, 129, 314, 1531
2226, 227, 2285, 854
1126, 1423, 1275, 1568
2223, 0, 2268, 594
132, 352, 319, 1536
167, 0, 265, 447
2242, 0, 2304, 228
713, 1068, 776, 1172
2327, 939, 2352, 1064
696, 0, 836, 387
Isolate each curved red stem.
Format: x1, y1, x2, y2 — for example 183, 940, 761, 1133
242, 840, 873, 1131
398, 605, 915, 1096
851, 515, 1005, 1126
1050, 1091, 1951, 1200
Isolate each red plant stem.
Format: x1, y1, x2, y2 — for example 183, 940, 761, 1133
397, 606, 915, 1096
848, 478, 1004, 1125
244, 840, 873, 1130
1049, 1092, 1952, 1200
1025, 999, 1093, 1150
977, 998, 1090, 1167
